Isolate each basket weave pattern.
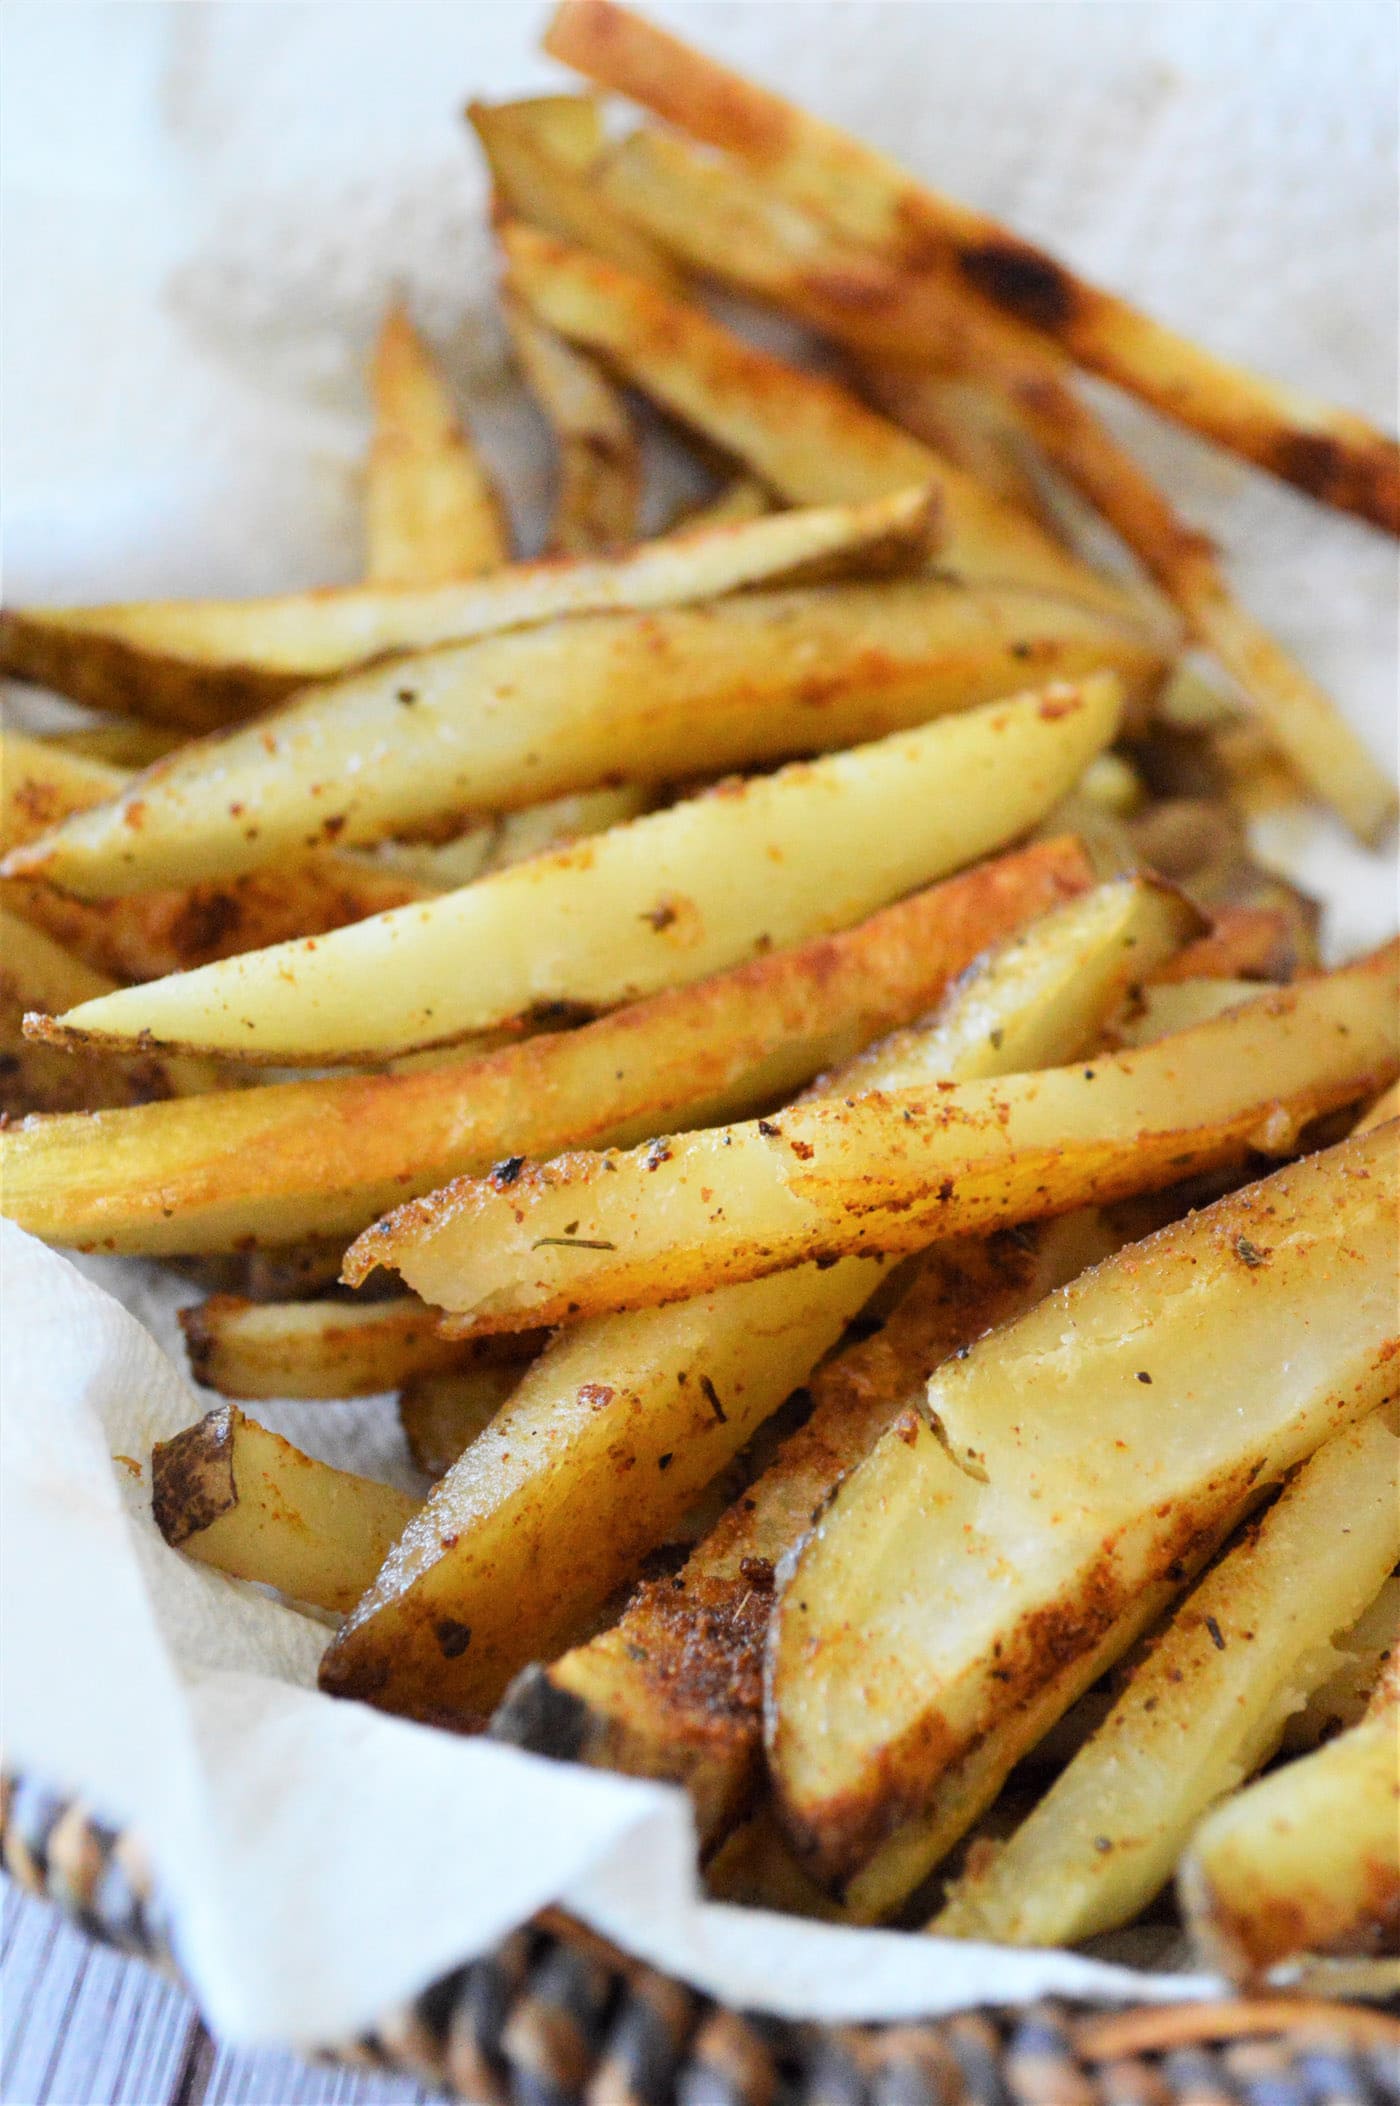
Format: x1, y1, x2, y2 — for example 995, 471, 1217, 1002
3, 1769, 1397, 2106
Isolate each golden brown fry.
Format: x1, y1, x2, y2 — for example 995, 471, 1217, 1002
0, 483, 937, 731
1180, 1654, 1400, 1983
33, 679, 1123, 1062
372, 944, 1398, 1335
593, 126, 1389, 839
321, 875, 1197, 1722
498, 1215, 1119, 1849
0, 837, 1090, 1255
0, 908, 223, 1113
768, 1128, 1399, 1909
506, 297, 641, 553
179, 1293, 542, 1402
399, 1363, 529, 1478
365, 302, 510, 582
547, 0, 1400, 532
500, 222, 1148, 623
151, 1404, 419, 1616
468, 96, 685, 294
931, 1405, 1400, 1947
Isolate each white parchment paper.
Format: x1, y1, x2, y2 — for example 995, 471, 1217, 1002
1, 0, 1396, 2051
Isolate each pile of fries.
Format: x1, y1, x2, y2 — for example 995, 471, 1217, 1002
3, 1, 1397, 1993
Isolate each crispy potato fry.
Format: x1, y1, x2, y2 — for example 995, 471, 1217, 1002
1, 731, 434, 981
33, 680, 1123, 1062
399, 1364, 530, 1478
0, 838, 1090, 1255
0, 908, 223, 1113
1283, 1576, 1399, 1754
546, 0, 1400, 532
323, 876, 1196, 1721
472, 93, 609, 175
365, 303, 509, 582
765, 1128, 1399, 1908
1179, 1654, 1400, 1982
151, 1404, 419, 1615
498, 1214, 1120, 1849
506, 298, 641, 553
0, 482, 940, 730
179, 1293, 542, 1402
467, 96, 685, 295
594, 126, 1390, 839
500, 223, 1150, 623
931, 1406, 1400, 1946
375, 943, 1397, 1334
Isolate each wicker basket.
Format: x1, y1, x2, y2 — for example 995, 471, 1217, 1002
4, 1767, 1397, 2106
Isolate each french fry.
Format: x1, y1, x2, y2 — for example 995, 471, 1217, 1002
399, 1363, 529, 1478
501, 223, 1152, 627
364, 303, 510, 583
151, 1404, 419, 1616
0, 837, 1090, 1255
931, 1405, 1400, 1947
31, 678, 1124, 1061
496, 1213, 1120, 1849
370, 944, 1398, 1334
505, 298, 642, 553
546, 0, 1400, 533
323, 875, 1198, 1721
1105, 977, 1266, 1049
1179, 1654, 1400, 1983
179, 1293, 542, 1402
470, 93, 609, 176
15, 522, 1174, 908
0, 481, 941, 729
467, 96, 685, 295
1282, 1575, 1399, 1754
1, 730, 434, 981
0, 909, 223, 1113
766, 1126, 1400, 1908
592, 125, 1390, 839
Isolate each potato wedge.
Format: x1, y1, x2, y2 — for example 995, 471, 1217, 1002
500, 222, 1149, 625
1179, 1655, 1400, 1983
179, 1293, 542, 1402
0, 482, 941, 729
151, 1404, 420, 1615
1, 731, 434, 981
365, 303, 509, 582
1283, 1576, 1399, 1754
497, 1214, 1120, 1849
593, 126, 1390, 840
546, 1, 1400, 533
505, 298, 641, 553
399, 1364, 529, 1478
0, 838, 1089, 1255
0, 909, 223, 1113
766, 1127, 1399, 1906
322, 875, 1197, 1721
32, 678, 1123, 1061
931, 1405, 1400, 1947
467, 96, 685, 295
375, 944, 1397, 1333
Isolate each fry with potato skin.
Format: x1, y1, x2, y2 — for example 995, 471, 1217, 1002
323, 877, 1199, 1723
0, 482, 938, 730
31, 679, 1125, 1062
505, 298, 642, 554
370, 944, 1398, 1334
1179, 1653, 1400, 1983
179, 1294, 544, 1403
0, 837, 1091, 1255
365, 303, 510, 582
500, 223, 1149, 625
931, 1404, 1400, 1947
766, 1125, 1400, 1907
545, 0, 1400, 532
151, 1404, 420, 1616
